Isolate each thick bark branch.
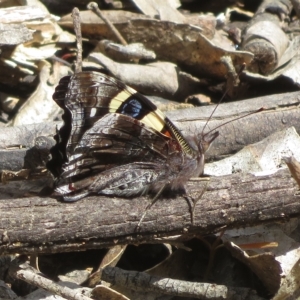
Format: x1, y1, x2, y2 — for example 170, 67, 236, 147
0, 91, 299, 255
0, 169, 298, 255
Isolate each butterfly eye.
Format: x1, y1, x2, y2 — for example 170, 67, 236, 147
201, 131, 219, 153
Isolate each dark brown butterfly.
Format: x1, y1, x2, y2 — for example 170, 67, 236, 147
47, 71, 219, 201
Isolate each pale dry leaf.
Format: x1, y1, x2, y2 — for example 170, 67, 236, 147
11, 43, 58, 67
0, 5, 49, 23
84, 246, 127, 288
25, 0, 51, 14
111, 18, 253, 79
205, 127, 300, 176
132, 0, 186, 23
58, 269, 92, 285
223, 221, 300, 277
25, 18, 63, 45
0, 23, 33, 45
148, 96, 193, 111
9, 61, 68, 126
274, 256, 300, 300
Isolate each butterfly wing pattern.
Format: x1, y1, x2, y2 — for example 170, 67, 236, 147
47, 71, 218, 201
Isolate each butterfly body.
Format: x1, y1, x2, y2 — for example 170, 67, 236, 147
47, 72, 218, 201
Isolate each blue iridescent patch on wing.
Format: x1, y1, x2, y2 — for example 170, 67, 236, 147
117, 97, 151, 120
121, 99, 142, 117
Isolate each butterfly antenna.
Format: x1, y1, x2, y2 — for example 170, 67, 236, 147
204, 107, 264, 138
201, 63, 246, 135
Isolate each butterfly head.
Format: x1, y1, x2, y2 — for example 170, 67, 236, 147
199, 131, 219, 154
184, 129, 219, 178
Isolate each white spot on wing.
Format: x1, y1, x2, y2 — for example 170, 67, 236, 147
90, 107, 97, 117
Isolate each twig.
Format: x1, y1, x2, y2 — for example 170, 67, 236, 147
13, 263, 92, 300
72, 7, 82, 73
87, 2, 128, 46
101, 266, 264, 299
221, 56, 239, 86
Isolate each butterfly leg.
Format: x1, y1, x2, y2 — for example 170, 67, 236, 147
136, 184, 167, 230
184, 178, 210, 225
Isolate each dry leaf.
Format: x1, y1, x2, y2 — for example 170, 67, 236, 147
132, 0, 186, 23
224, 241, 282, 294
274, 256, 300, 300
60, 11, 253, 79
223, 221, 300, 277
88, 52, 204, 100
95, 40, 156, 62
0, 5, 49, 23
92, 285, 130, 300
0, 23, 33, 45
205, 127, 300, 176
9, 61, 68, 126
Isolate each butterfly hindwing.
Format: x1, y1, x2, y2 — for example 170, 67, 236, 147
55, 113, 173, 199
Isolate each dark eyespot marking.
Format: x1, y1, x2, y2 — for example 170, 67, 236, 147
116, 96, 150, 120
118, 99, 142, 118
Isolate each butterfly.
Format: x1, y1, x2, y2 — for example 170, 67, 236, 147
47, 71, 219, 203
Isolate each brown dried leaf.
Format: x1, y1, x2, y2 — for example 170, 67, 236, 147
224, 241, 282, 294
92, 284, 130, 300
88, 52, 204, 100
85, 245, 127, 288
58, 10, 150, 33
60, 11, 252, 79
283, 156, 300, 188
95, 40, 156, 62
1, 169, 30, 183
146, 247, 188, 279
118, 19, 252, 78
100, 246, 127, 269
